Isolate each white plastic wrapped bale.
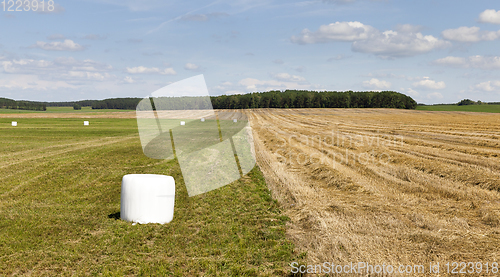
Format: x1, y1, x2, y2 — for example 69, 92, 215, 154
12, 121, 17, 126
84, 121, 89, 126
120, 174, 175, 224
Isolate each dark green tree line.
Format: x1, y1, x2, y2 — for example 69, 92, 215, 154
0, 98, 46, 111
210, 90, 417, 109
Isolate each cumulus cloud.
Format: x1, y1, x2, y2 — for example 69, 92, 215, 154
54, 57, 112, 71
412, 78, 446, 90
1, 57, 112, 75
441, 26, 500, 42
184, 63, 200, 71
291, 21, 378, 44
405, 88, 420, 97
126, 66, 176, 75
272, 73, 306, 82
362, 78, 391, 89
292, 22, 449, 58
473, 80, 500, 92
478, 9, 500, 24
0, 57, 116, 90
2, 59, 52, 74
432, 56, 467, 67
123, 76, 135, 84
352, 30, 450, 58
31, 39, 85, 51
433, 55, 500, 70
63, 71, 113, 81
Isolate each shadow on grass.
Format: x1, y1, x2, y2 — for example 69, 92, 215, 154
108, 212, 120, 220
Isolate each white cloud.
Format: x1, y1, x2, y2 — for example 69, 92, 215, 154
31, 39, 85, 51
292, 22, 449, 58
432, 56, 467, 67
433, 55, 500, 70
426, 92, 443, 99
352, 30, 450, 58
123, 76, 135, 84
1, 57, 112, 76
184, 63, 200, 71
441, 26, 500, 42
273, 59, 284, 64
2, 59, 52, 74
478, 9, 500, 24
405, 88, 420, 97
54, 57, 112, 71
126, 66, 176, 75
272, 73, 306, 82
473, 81, 500, 92
291, 21, 378, 44
413, 78, 446, 90
63, 71, 114, 81
362, 78, 391, 89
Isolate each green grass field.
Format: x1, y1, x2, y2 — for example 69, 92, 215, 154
0, 118, 301, 276
416, 104, 500, 113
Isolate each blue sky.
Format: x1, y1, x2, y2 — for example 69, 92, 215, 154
1, 0, 500, 104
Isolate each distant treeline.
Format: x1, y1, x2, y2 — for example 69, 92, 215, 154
136, 96, 213, 111
45, 100, 95, 107
91, 98, 142, 110
419, 99, 500, 106
1, 90, 417, 111
0, 97, 46, 111
210, 90, 417, 109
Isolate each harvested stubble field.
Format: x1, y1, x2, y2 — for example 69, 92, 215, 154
247, 108, 500, 275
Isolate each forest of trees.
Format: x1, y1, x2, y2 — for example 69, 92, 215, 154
210, 90, 417, 109
0, 90, 417, 111
45, 100, 95, 107
91, 98, 142, 110
0, 98, 46, 111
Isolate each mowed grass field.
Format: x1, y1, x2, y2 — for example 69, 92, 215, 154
417, 104, 500, 113
0, 117, 300, 276
248, 108, 500, 275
